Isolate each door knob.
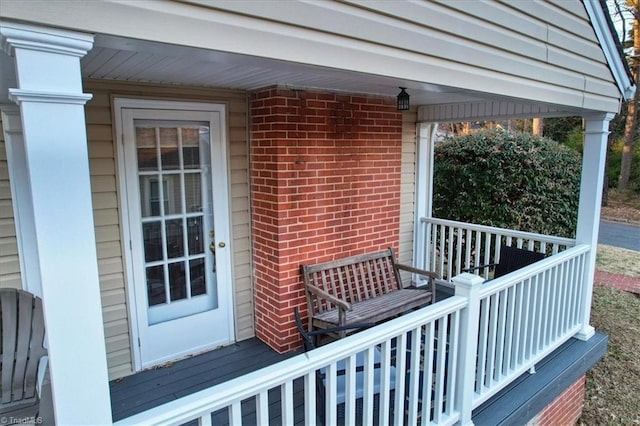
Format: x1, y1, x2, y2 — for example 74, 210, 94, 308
209, 242, 216, 254
218, 242, 226, 248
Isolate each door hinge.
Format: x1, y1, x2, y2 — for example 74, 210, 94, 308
129, 240, 133, 251
138, 337, 141, 347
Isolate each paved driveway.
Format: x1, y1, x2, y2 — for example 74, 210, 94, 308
598, 221, 640, 252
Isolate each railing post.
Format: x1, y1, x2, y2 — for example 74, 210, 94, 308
453, 273, 484, 426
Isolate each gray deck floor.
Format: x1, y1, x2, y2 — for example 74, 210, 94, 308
110, 338, 295, 422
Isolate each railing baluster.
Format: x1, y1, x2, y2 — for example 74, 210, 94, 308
503, 285, 516, 376
228, 402, 242, 425
420, 322, 435, 425
325, 362, 337, 424
438, 224, 446, 279
520, 277, 532, 364
511, 280, 524, 369
433, 316, 448, 423
474, 230, 482, 270
542, 269, 552, 349
393, 333, 408, 426
303, 373, 316, 426
379, 340, 393, 426
447, 226, 454, 281
465, 228, 472, 272
407, 326, 422, 425
344, 354, 356, 426
281, 380, 294, 426
445, 311, 460, 416
476, 298, 489, 394
256, 390, 269, 425
362, 347, 376, 426
198, 413, 212, 426
455, 227, 463, 276
483, 232, 492, 280
486, 294, 499, 386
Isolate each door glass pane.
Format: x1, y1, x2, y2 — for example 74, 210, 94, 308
184, 173, 202, 213
190, 259, 206, 296
136, 127, 158, 171
146, 266, 166, 306
166, 219, 184, 258
160, 127, 179, 170
139, 176, 164, 217
182, 127, 200, 169
168, 262, 187, 301
164, 174, 183, 215
143, 221, 163, 262
187, 217, 204, 255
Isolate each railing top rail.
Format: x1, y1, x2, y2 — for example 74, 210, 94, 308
115, 296, 469, 426
420, 217, 576, 247
476, 244, 591, 298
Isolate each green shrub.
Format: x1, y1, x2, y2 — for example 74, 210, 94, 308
433, 129, 582, 238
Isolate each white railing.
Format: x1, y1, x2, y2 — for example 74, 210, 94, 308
115, 297, 466, 426
417, 217, 576, 284
115, 244, 591, 426
467, 244, 590, 408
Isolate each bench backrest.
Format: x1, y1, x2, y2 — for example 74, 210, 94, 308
302, 249, 402, 314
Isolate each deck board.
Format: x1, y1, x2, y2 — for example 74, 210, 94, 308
110, 338, 294, 421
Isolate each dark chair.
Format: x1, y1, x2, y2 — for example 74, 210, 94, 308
0, 288, 48, 419
463, 245, 545, 280
293, 308, 396, 422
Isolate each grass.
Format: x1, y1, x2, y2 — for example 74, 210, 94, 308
579, 284, 640, 425
595, 244, 640, 278
578, 187, 640, 426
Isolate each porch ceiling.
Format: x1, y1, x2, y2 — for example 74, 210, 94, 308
1, 32, 582, 119
82, 34, 485, 106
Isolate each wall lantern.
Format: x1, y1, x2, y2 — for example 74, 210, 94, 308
397, 87, 410, 111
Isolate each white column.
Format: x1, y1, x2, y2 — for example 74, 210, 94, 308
414, 122, 436, 273
453, 272, 484, 426
0, 22, 112, 424
0, 105, 42, 296
574, 113, 614, 341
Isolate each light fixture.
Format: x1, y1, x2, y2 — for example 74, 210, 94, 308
397, 87, 410, 111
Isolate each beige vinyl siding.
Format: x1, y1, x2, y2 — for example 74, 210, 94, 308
0, 119, 22, 289
83, 80, 252, 379
1, 1, 621, 113
399, 109, 417, 279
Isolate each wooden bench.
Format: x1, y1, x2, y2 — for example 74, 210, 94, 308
301, 248, 438, 336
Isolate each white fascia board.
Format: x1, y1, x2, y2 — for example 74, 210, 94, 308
583, 0, 636, 100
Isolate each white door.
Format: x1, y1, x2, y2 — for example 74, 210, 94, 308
117, 100, 233, 369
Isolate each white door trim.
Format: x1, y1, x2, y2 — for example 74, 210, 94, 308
114, 98, 234, 371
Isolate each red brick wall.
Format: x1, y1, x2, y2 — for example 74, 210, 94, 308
528, 375, 586, 426
250, 87, 402, 353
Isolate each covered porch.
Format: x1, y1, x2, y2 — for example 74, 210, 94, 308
0, 1, 634, 424
111, 221, 605, 425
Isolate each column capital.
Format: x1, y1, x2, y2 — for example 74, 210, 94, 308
0, 21, 93, 57
8, 89, 92, 105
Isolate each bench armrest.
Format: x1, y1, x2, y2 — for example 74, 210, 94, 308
462, 263, 497, 273
305, 284, 352, 311
395, 264, 439, 303
395, 263, 439, 281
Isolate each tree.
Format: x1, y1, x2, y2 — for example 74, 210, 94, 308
532, 118, 544, 136
617, 0, 639, 190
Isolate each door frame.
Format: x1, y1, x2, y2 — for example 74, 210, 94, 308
113, 97, 235, 371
